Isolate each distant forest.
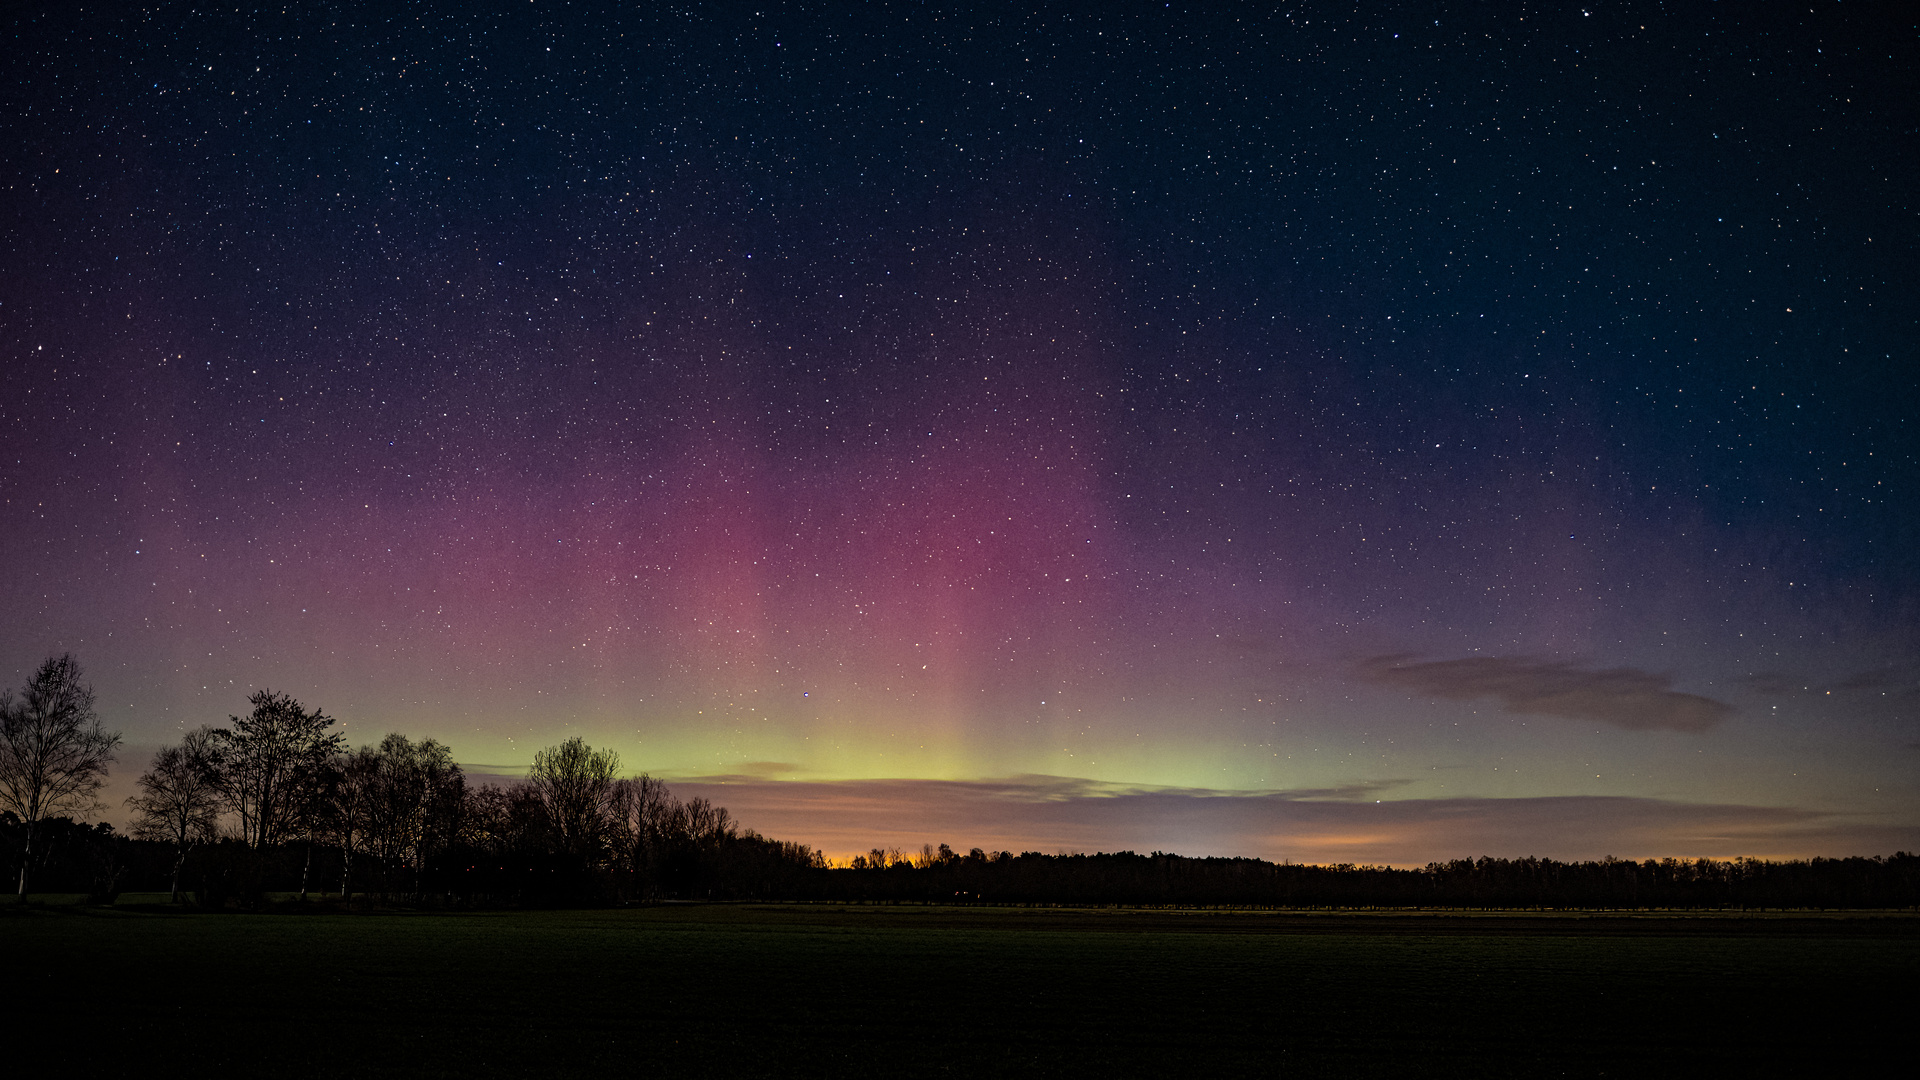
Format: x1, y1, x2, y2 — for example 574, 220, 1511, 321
5, 667, 1918, 910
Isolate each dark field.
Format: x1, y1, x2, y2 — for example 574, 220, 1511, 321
9, 903, 1913, 1077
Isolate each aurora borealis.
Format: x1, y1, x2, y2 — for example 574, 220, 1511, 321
4, 2, 1915, 863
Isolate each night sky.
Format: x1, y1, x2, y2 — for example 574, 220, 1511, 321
5, 1, 1916, 864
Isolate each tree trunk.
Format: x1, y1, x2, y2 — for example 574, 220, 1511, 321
170, 846, 186, 904
17, 823, 34, 899
299, 840, 312, 901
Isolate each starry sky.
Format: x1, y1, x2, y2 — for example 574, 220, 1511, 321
5, 1, 1916, 864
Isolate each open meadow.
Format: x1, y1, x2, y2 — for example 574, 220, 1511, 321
8, 901, 1914, 1076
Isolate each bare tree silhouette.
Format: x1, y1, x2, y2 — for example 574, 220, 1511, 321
212, 690, 342, 850
126, 726, 223, 901
0, 654, 120, 898
528, 736, 620, 860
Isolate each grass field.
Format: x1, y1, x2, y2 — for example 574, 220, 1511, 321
8, 902, 1913, 1077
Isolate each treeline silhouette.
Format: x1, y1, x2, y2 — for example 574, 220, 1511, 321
9, 812, 1917, 910
5, 675, 1917, 909
799, 845, 1920, 911
107, 692, 830, 906
0, 666, 821, 906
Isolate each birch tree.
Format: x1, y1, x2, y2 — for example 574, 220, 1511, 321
126, 726, 224, 901
0, 654, 121, 898
326, 744, 380, 901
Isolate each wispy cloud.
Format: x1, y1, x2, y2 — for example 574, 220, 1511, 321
1359, 654, 1732, 732
1835, 664, 1920, 695
1744, 666, 1920, 719
732, 760, 803, 778
1742, 672, 1806, 696
666, 774, 1914, 866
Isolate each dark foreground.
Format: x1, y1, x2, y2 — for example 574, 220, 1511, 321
9, 903, 1914, 1077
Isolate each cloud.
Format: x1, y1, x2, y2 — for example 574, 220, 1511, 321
732, 760, 803, 778
1834, 665, 1920, 694
1741, 672, 1805, 696
1359, 654, 1732, 732
1745, 666, 1920, 719
461, 764, 533, 777
666, 774, 1918, 866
